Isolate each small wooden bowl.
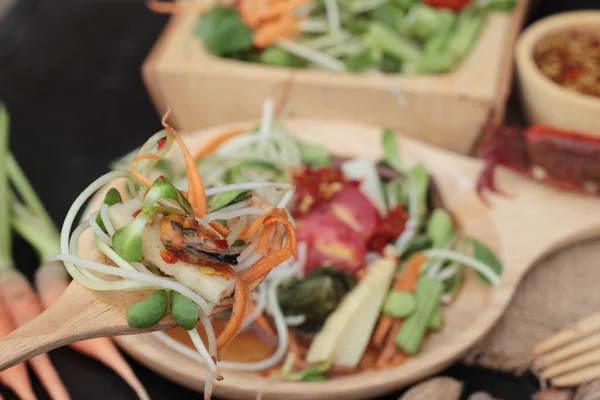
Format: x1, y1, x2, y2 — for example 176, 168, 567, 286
142, 1, 529, 155
515, 11, 600, 135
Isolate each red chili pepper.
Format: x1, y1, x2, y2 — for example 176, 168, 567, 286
132, 209, 142, 218
423, 0, 471, 11
160, 248, 179, 264
213, 239, 229, 250
157, 138, 167, 150
476, 124, 600, 203
290, 166, 349, 218
368, 204, 409, 253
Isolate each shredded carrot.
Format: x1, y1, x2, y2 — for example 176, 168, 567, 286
238, 213, 271, 240
193, 128, 246, 160
372, 254, 426, 350
372, 315, 393, 349
129, 154, 161, 187
217, 266, 249, 351
374, 321, 403, 369
288, 329, 309, 369
394, 253, 426, 291
257, 224, 276, 255
253, 0, 309, 24
240, 248, 291, 287
0, 269, 69, 400
0, 297, 36, 400
146, 0, 208, 14
209, 220, 231, 238
161, 108, 208, 217
253, 16, 301, 48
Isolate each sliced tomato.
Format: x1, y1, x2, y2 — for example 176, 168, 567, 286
313, 184, 380, 240
424, 0, 471, 11
297, 212, 366, 274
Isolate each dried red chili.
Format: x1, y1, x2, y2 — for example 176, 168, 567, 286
533, 30, 600, 98
290, 166, 348, 218
367, 204, 409, 253
157, 138, 167, 150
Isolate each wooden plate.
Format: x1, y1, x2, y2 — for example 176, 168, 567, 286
81, 119, 600, 400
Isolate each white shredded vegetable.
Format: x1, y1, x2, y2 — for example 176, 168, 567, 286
424, 249, 502, 286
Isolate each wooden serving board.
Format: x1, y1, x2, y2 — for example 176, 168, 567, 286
78, 119, 600, 400
142, 0, 530, 155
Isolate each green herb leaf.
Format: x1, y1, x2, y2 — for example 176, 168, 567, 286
382, 129, 402, 172
194, 6, 254, 56
344, 48, 377, 72
285, 361, 331, 381
466, 237, 503, 285
216, 219, 228, 227
144, 178, 194, 215
208, 190, 252, 212
426, 208, 454, 248
295, 139, 332, 166
96, 188, 123, 233
371, 2, 405, 28
259, 46, 309, 68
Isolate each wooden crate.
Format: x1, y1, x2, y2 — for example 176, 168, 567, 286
142, 1, 529, 154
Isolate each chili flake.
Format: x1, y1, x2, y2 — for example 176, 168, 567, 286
533, 30, 600, 98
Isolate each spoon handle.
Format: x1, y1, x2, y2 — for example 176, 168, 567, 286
0, 283, 174, 370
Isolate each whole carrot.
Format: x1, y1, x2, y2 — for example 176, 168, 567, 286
0, 105, 38, 400
8, 149, 148, 400
35, 261, 150, 400
0, 268, 70, 400
0, 296, 36, 400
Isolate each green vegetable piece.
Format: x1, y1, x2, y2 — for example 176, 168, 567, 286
403, 3, 447, 41
260, 46, 308, 68
381, 54, 403, 73
428, 304, 443, 331
383, 290, 416, 318
127, 289, 168, 329
344, 48, 378, 72
278, 266, 357, 332
403, 234, 432, 259
424, 9, 457, 55
153, 159, 175, 180
207, 189, 252, 212
285, 361, 331, 381
447, 10, 484, 62
371, 2, 405, 28
382, 129, 402, 172
170, 291, 199, 330
426, 208, 454, 248
467, 237, 503, 285
216, 219, 228, 227
393, 0, 418, 11
445, 263, 463, 297
194, 6, 253, 56
395, 275, 444, 354
232, 239, 245, 247
476, 0, 517, 11
302, 373, 328, 382
112, 209, 152, 262
369, 22, 423, 65
96, 188, 123, 233
295, 139, 332, 166
144, 178, 194, 215
406, 164, 430, 218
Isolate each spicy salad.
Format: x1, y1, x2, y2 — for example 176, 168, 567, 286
149, 0, 517, 74
55, 100, 502, 399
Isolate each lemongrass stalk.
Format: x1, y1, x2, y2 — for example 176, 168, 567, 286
0, 106, 12, 270
6, 153, 58, 238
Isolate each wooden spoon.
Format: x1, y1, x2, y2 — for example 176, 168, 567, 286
1, 119, 600, 399
0, 276, 262, 371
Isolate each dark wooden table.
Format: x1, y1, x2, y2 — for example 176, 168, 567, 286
0, 0, 597, 399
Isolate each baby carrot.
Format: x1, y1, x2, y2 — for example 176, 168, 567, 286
35, 261, 150, 400
0, 106, 38, 400
0, 296, 36, 400
0, 268, 70, 400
